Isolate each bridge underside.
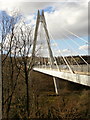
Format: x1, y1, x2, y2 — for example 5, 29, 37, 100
33, 68, 90, 87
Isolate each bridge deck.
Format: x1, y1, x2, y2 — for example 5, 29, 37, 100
33, 68, 90, 87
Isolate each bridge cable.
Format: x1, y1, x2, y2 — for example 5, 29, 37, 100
61, 33, 89, 65
63, 28, 88, 44
54, 28, 89, 65
59, 39, 82, 67
42, 21, 70, 72
49, 32, 74, 74
42, 20, 74, 73
62, 33, 88, 53
61, 36, 89, 65
52, 38, 81, 67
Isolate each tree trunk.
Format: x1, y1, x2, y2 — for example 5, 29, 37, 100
24, 62, 30, 118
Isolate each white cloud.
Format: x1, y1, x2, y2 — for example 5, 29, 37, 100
52, 48, 72, 56
24, 14, 36, 25
79, 45, 90, 50
44, 2, 88, 40
62, 49, 71, 53
0, 1, 88, 56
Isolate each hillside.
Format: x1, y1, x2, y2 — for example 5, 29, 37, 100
2, 55, 90, 119
30, 71, 90, 119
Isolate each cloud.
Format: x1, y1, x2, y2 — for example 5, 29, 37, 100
9, 2, 87, 40
79, 45, 90, 50
0, 2, 88, 38
0, 1, 88, 56
52, 48, 72, 56
23, 2, 88, 44
44, 2, 88, 40
62, 49, 71, 53
0, 2, 54, 15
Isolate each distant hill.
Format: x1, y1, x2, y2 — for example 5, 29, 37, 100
34, 55, 90, 65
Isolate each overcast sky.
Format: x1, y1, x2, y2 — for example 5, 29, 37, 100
0, 0, 89, 56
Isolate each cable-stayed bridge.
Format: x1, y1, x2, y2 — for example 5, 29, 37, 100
31, 10, 90, 94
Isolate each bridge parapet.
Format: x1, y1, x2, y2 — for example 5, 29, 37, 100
34, 64, 90, 75
33, 67, 90, 87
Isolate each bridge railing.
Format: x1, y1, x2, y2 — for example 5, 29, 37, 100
34, 64, 90, 75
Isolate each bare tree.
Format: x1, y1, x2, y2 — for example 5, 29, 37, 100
1, 10, 33, 119
1, 10, 41, 119
1, 11, 22, 119
12, 22, 33, 118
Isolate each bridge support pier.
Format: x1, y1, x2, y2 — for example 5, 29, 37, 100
53, 77, 60, 95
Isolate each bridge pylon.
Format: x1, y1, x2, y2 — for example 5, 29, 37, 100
31, 10, 60, 95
